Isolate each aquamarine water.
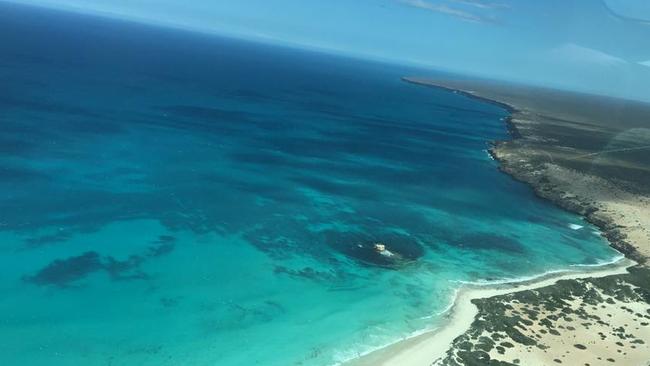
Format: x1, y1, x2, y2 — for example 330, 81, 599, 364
0, 4, 621, 366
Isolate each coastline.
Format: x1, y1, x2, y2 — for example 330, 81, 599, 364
343, 257, 635, 366
343, 77, 650, 366
402, 76, 649, 264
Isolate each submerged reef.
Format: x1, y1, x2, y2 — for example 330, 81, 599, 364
23, 251, 104, 287
23, 235, 177, 287
403, 77, 650, 366
325, 231, 424, 268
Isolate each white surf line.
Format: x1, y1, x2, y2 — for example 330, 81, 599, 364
568, 145, 650, 160
342, 257, 635, 366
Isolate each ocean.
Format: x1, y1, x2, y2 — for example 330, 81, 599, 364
0, 3, 621, 366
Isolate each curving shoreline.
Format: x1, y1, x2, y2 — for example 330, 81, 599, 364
343, 77, 650, 366
402, 76, 650, 264
342, 258, 636, 366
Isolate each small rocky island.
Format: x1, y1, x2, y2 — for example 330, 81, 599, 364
325, 231, 424, 268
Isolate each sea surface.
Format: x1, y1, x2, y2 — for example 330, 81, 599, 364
0, 4, 621, 366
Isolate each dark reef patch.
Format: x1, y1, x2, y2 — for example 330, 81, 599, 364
23, 251, 104, 287
147, 235, 176, 257
23, 235, 180, 287
23, 230, 72, 248
104, 255, 147, 281
325, 231, 424, 268
147, 242, 175, 257
273, 266, 341, 282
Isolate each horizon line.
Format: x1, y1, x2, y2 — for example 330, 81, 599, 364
2, 0, 649, 104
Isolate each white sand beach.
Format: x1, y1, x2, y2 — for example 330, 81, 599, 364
345, 258, 637, 366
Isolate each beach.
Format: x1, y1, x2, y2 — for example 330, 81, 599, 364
343, 77, 650, 366
345, 258, 641, 366
1, 2, 648, 366
5, 6, 626, 364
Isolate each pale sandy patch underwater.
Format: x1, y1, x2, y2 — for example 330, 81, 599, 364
0, 3, 621, 365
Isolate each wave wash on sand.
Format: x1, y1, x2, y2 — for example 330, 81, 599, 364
343, 78, 650, 366
0, 4, 642, 365
343, 257, 643, 366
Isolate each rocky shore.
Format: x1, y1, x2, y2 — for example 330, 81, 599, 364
403, 76, 650, 265
488, 119, 648, 265
400, 76, 650, 366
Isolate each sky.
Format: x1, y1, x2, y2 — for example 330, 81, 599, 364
4, 0, 650, 101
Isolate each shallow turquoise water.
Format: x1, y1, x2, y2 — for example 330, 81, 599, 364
0, 4, 621, 366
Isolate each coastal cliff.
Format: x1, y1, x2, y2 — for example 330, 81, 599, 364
489, 118, 648, 265
402, 77, 650, 366
403, 76, 650, 266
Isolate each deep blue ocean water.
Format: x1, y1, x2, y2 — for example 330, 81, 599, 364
0, 4, 621, 366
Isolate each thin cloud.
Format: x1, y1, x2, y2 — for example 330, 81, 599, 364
552, 43, 627, 67
600, 0, 650, 25
400, 0, 499, 24
639, 60, 650, 68
450, 0, 510, 10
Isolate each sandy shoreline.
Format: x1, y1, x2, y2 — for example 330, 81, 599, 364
343, 258, 636, 366
343, 77, 650, 366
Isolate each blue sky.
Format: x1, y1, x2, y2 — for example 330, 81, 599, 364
5, 0, 650, 101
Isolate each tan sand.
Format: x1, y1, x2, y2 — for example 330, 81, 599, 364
344, 259, 634, 366
402, 76, 650, 264
347, 76, 650, 366
490, 286, 650, 365
542, 164, 650, 260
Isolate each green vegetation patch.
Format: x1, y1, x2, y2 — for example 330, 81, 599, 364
438, 265, 650, 366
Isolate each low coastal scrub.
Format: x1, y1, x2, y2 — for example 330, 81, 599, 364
439, 266, 650, 365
